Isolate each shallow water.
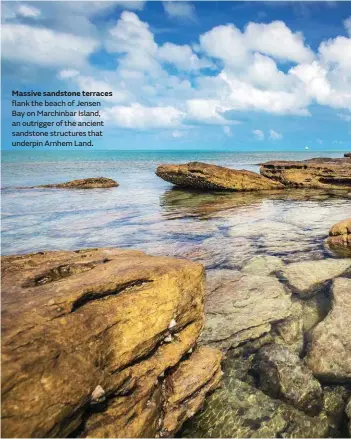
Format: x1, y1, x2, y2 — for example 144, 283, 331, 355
2, 150, 351, 267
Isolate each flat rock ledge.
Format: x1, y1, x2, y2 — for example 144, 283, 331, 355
260, 158, 351, 189
156, 162, 284, 191
36, 177, 119, 189
327, 218, 351, 252
1, 248, 222, 438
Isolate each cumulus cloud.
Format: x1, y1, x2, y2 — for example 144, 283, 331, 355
1, 24, 98, 67
157, 42, 213, 71
101, 104, 185, 129
163, 1, 196, 22
16, 8, 348, 131
253, 129, 265, 140
269, 129, 283, 140
344, 16, 351, 36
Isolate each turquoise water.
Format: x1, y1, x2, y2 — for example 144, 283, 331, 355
1, 150, 350, 266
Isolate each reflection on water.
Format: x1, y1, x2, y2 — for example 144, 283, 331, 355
1, 151, 351, 268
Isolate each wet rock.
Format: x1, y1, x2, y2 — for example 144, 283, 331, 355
327, 218, 351, 253
271, 299, 304, 354
180, 376, 330, 438
241, 255, 285, 276
156, 162, 284, 191
277, 259, 351, 298
200, 273, 293, 350
1, 248, 222, 438
345, 153, 351, 158
253, 344, 323, 415
346, 398, 351, 436
322, 386, 350, 436
37, 177, 119, 189
307, 277, 351, 382
302, 291, 331, 332
260, 157, 351, 189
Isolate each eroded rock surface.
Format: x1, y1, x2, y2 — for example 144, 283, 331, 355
253, 344, 323, 415
200, 271, 293, 350
37, 177, 119, 189
241, 255, 285, 276
327, 218, 351, 253
1, 248, 221, 438
277, 259, 351, 297
307, 277, 351, 382
156, 162, 284, 191
260, 158, 351, 189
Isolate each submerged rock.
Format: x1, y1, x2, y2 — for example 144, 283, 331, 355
156, 162, 284, 191
277, 259, 351, 297
307, 277, 351, 382
346, 398, 351, 436
37, 177, 119, 189
253, 344, 323, 415
1, 248, 222, 438
241, 255, 285, 276
200, 272, 292, 350
327, 217, 351, 253
181, 376, 330, 438
260, 157, 351, 189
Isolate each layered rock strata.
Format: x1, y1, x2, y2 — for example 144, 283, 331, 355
1, 248, 222, 438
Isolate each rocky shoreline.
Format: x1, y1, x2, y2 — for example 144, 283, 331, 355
2, 154, 351, 438
156, 156, 351, 191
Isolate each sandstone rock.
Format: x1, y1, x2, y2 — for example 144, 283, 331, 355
271, 299, 304, 354
302, 290, 331, 332
241, 255, 285, 276
200, 272, 293, 350
1, 248, 221, 438
277, 259, 351, 297
307, 277, 351, 382
322, 386, 350, 437
181, 377, 330, 438
156, 162, 284, 191
260, 157, 351, 189
37, 177, 119, 189
327, 217, 351, 251
253, 344, 323, 415
346, 398, 351, 436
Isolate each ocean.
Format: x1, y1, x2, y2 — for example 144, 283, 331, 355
1, 150, 350, 267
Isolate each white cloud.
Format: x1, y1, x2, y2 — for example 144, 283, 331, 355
101, 104, 185, 129
158, 42, 213, 71
163, 2, 196, 21
17, 4, 41, 18
223, 126, 232, 137
269, 129, 283, 140
1, 24, 98, 67
253, 129, 265, 140
245, 21, 315, 64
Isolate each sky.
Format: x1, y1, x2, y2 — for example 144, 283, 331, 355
1, 0, 351, 151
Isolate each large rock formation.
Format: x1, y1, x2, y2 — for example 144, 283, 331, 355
327, 218, 351, 252
156, 162, 284, 191
1, 248, 222, 438
37, 177, 119, 189
345, 153, 351, 158
200, 270, 293, 350
307, 277, 351, 382
260, 158, 351, 189
253, 344, 323, 415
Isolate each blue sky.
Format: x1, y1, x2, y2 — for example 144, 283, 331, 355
1, 1, 351, 151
